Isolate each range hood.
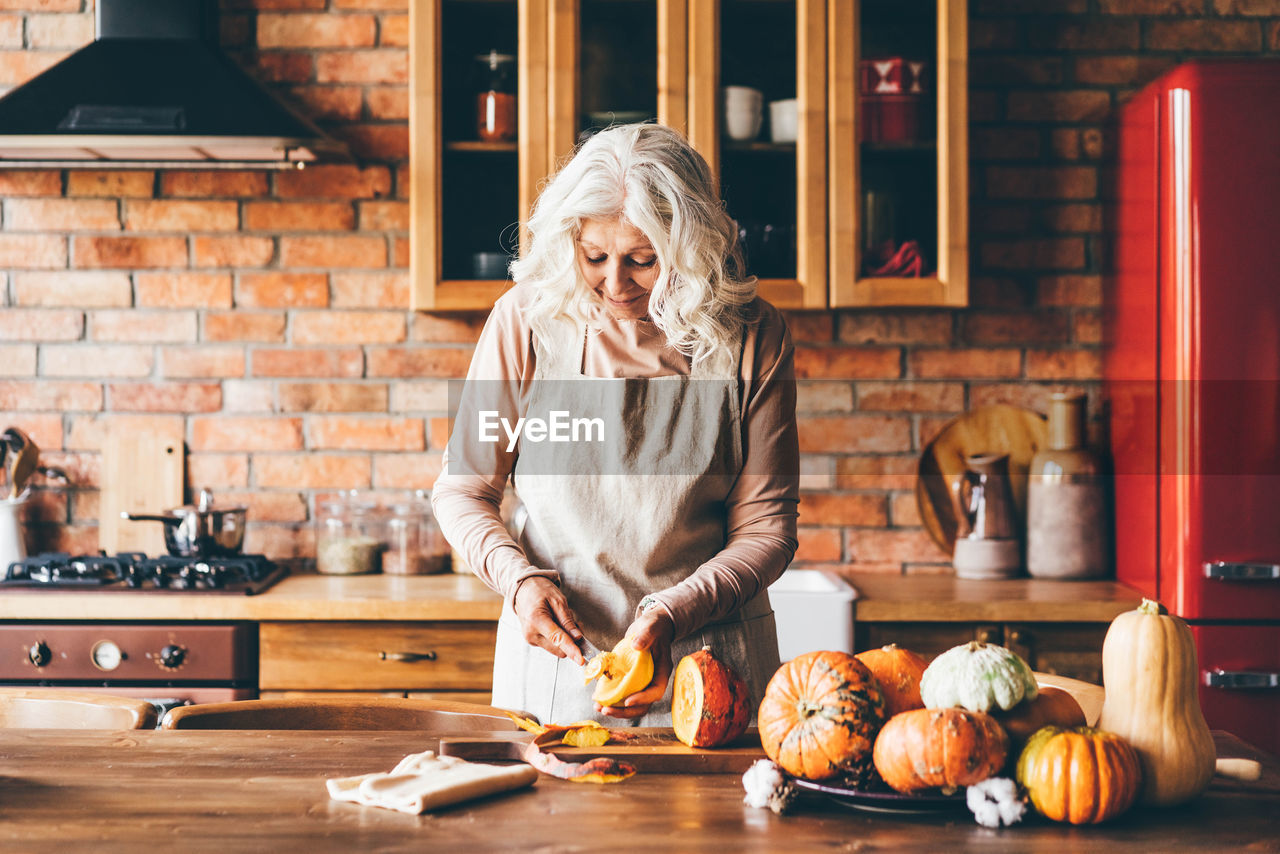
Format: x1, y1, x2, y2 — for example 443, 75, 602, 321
0, 0, 347, 169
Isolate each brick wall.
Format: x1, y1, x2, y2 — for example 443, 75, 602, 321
2, 0, 1279, 571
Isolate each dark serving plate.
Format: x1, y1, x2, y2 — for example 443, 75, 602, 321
791, 778, 968, 815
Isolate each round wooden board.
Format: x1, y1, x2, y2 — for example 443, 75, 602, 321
916, 404, 1048, 556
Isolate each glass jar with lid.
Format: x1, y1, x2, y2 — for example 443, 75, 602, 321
385, 492, 450, 575
315, 491, 386, 575
475, 50, 517, 142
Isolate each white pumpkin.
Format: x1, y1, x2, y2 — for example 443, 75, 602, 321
919, 641, 1038, 713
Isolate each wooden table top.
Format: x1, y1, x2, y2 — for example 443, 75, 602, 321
0, 729, 1274, 852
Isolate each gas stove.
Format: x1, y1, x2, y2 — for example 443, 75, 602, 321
2, 552, 288, 595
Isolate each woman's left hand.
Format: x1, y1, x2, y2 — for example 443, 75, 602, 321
596, 609, 675, 719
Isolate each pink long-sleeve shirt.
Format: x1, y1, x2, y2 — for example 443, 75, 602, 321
430, 284, 799, 641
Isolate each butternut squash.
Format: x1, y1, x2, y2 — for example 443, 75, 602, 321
1097, 598, 1216, 807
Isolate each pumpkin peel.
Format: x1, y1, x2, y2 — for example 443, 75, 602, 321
522, 728, 636, 784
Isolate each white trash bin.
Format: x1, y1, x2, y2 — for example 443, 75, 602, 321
767, 570, 857, 662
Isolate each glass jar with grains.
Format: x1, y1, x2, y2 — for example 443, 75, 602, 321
384, 494, 450, 575
315, 493, 386, 575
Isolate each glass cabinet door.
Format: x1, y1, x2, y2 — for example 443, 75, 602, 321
828, 0, 967, 307
688, 0, 827, 309
411, 0, 546, 310
546, 0, 687, 164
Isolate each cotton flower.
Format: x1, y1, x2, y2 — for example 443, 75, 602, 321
742, 759, 797, 815
966, 777, 1027, 828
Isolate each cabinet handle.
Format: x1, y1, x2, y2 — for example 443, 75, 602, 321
1203, 669, 1279, 690
379, 650, 438, 663
1203, 561, 1280, 580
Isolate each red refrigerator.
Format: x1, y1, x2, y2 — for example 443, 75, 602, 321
1107, 60, 1280, 758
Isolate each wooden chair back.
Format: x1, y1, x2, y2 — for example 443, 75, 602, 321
160, 697, 529, 731
0, 688, 157, 729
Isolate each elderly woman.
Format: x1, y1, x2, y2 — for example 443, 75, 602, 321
431, 123, 798, 726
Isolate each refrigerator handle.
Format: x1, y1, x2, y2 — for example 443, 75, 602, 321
1203, 669, 1280, 690
1203, 561, 1280, 580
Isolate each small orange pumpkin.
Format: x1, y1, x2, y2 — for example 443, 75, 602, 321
854, 644, 929, 717
1017, 725, 1143, 824
757, 651, 887, 781
872, 707, 1008, 794
672, 646, 751, 748
991, 686, 1086, 752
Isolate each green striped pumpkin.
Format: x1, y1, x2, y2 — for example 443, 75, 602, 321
758, 651, 887, 781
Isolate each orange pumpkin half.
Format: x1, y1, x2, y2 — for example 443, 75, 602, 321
672, 646, 751, 748
872, 707, 1008, 794
757, 651, 887, 781
854, 644, 929, 717
583, 638, 653, 707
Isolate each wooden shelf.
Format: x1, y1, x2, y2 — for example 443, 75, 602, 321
722, 140, 797, 153
444, 140, 519, 152
861, 140, 936, 154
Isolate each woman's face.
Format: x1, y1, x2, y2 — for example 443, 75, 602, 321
577, 217, 659, 320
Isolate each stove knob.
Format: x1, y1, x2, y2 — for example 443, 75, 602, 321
158, 644, 186, 669
28, 641, 51, 668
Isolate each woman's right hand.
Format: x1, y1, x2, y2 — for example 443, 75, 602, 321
512, 576, 586, 665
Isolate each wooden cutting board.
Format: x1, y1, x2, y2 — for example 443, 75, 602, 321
99, 426, 185, 556
916, 404, 1048, 555
438, 727, 766, 774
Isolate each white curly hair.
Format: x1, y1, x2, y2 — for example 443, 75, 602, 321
509, 123, 756, 365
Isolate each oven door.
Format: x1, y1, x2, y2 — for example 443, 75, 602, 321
0, 622, 259, 724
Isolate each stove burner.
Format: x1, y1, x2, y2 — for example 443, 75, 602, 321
3, 552, 287, 595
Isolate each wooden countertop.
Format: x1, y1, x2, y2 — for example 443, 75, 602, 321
0, 728, 1273, 852
0, 572, 503, 621
837, 571, 1144, 623
0, 568, 1142, 624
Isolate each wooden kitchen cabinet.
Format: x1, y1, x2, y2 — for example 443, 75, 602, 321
411, 0, 687, 310
258, 621, 497, 694
827, 0, 967, 306
410, 0, 967, 310
855, 621, 1107, 684
686, 0, 828, 309
410, 0, 543, 310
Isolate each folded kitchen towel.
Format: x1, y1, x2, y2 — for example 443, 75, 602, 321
327, 750, 538, 815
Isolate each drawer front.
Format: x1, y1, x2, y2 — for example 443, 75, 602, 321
259, 622, 497, 691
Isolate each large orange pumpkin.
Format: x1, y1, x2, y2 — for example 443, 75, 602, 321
854, 644, 929, 717
671, 646, 751, 748
1017, 725, 1143, 824
872, 707, 1008, 794
757, 651, 887, 781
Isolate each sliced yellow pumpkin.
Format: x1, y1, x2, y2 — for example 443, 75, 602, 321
583, 637, 653, 707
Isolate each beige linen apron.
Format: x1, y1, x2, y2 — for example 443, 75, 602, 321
491, 319, 780, 725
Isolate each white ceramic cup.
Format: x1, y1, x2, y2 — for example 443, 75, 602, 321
769, 98, 798, 143
0, 496, 27, 573
723, 86, 764, 141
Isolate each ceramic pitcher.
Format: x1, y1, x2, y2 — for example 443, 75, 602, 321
952, 453, 1022, 579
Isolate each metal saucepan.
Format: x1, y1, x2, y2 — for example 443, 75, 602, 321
123, 488, 249, 558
